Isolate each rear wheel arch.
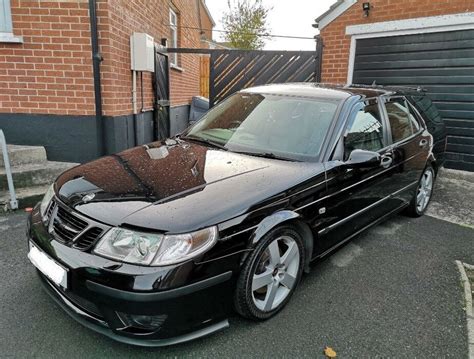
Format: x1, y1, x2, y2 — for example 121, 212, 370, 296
428, 156, 439, 177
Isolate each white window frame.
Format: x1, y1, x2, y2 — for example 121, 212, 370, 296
169, 8, 178, 67
0, 0, 22, 43
345, 12, 474, 84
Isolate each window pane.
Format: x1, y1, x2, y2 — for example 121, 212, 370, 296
169, 9, 177, 26
344, 102, 384, 157
385, 99, 416, 143
169, 9, 178, 65
1, 0, 13, 33
186, 93, 340, 161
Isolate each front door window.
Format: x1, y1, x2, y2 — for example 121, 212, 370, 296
344, 101, 385, 159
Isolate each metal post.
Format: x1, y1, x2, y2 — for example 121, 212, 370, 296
0, 130, 18, 210
315, 35, 323, 83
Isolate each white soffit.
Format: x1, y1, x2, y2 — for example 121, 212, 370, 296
318, 0, 358, 30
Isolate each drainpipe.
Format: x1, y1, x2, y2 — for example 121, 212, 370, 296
132, 70, 138, 146
88, 0, 105, 156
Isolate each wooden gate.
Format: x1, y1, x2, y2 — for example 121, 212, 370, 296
167, 42, 322, 107
200, 56, 210, 98
209, 49, 321, 106
152, 48, 170, 140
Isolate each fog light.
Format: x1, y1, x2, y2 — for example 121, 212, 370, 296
117, 312, 167, 331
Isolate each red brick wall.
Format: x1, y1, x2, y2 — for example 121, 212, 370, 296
169, 1, 205, 107
199, 3, 213, 43
0, 0, 95, 115
91, 0, 206, 116
0, 0, 211, 118
320, 0, 474, 84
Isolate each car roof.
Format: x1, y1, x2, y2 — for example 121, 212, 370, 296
241, 82, 420, 100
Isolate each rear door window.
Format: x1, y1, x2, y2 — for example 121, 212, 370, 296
385, 98, 420, 143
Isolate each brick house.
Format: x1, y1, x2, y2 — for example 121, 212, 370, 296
0, 0, 215, 163
315, 0, 474, 171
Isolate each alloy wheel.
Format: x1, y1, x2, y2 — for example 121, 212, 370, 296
416, 168, 434, 213
251, 235, 300, 312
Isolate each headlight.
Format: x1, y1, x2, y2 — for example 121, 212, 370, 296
40, 184, 55, 217
93, 226, 218, 266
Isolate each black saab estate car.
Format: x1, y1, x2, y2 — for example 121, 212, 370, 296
27, 83, 446, 346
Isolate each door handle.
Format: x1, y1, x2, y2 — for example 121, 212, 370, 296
419, 139, 428, 148
380, 154, 393, 168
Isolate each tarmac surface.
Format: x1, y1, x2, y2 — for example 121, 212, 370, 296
1, 210, 472, 358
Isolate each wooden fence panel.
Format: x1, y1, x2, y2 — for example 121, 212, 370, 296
209, 50, 320, 106
200, 56, 210, 98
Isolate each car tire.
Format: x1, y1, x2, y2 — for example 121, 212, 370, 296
405, 164, 435, 217
234, 224, 305, 320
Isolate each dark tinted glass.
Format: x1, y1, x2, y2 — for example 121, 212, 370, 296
410, 95, 443, 124
409, 95, 444, 136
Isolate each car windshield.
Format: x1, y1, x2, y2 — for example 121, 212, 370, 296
183, 93, 340, 161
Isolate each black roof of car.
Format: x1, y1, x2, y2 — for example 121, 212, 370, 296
242, 83, 424, 100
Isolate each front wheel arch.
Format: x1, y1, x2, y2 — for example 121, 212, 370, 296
248, 211, 314, 273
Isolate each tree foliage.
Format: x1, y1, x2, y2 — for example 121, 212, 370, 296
222, 0, 271, 50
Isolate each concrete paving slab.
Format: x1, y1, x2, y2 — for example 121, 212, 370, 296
427, 168, 474, 228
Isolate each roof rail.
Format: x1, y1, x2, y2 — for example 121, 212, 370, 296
347, 83, 427, 93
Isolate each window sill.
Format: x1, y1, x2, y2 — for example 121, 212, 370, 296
0, 33, 23, 43
170, 64, 184, 72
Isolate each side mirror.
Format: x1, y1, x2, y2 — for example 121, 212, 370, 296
345, 149, 380, 168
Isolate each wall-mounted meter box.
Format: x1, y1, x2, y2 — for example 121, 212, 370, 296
130, 33, 155, 72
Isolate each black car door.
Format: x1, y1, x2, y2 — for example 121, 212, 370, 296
317, 97, 400, 254
382, 96, 430, 205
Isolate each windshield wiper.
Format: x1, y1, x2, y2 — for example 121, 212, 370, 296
181, 136, 228, 150
233, 150, 296, 162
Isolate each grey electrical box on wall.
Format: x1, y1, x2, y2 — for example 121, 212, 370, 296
130, 33, 155, 72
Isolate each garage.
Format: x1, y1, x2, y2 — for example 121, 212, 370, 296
351, 29, 474, 171
316, 1, 474, 172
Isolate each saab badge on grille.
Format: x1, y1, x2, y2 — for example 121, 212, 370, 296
82, 193, 95, 203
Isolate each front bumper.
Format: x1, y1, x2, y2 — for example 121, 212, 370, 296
37, 271, 230, 346
27, 204, 242, 346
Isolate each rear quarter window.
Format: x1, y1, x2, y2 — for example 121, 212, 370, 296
409, 95, 443, 125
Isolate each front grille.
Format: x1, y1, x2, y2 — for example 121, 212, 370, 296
52, 203, 88, 243
46, 200, 55, 219
46, 198, 108, 251
73, 227, 104, 250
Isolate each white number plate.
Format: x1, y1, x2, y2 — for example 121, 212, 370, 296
28, 243, 68, 289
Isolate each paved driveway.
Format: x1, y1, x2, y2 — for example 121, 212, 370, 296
0, 211, 472, 358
